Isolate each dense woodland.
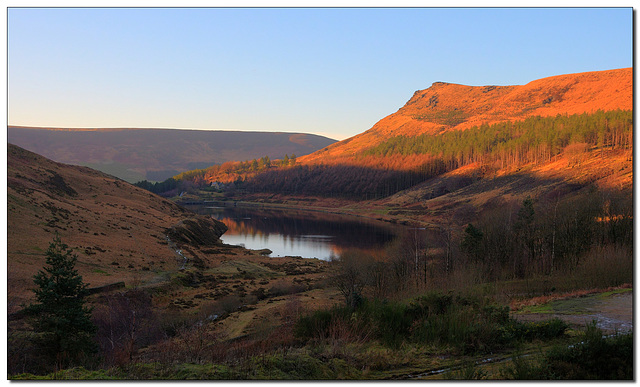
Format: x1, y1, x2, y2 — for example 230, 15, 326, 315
362, 110, 632, 167
241, 160, 448, 199
244, 110, 631, 199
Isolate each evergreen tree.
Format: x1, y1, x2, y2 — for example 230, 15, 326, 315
29, 234, 96, 369
513, 197, 537, 277
460, 223, 484, 262
261, 155, 271, 169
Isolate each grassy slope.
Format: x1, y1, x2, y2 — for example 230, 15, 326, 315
7, 144, 226, 309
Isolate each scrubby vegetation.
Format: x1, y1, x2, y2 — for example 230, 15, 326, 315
500, 322, 633, 380
295, 293, 568, 354
11, 204, 631, 380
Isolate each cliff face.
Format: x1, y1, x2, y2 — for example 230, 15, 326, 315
300, 68, 632, 164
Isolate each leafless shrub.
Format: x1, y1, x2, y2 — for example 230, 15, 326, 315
571, 245, 632, 289
92, 289, 162, 367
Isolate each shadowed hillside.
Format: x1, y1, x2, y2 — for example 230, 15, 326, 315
7, 144, 337, 378
7, 144, 228, 310
7, 127, 337, 182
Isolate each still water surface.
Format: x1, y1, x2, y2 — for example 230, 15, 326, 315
186, 205, 411, 260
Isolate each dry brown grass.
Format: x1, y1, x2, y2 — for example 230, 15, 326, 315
509, 283, 632, 312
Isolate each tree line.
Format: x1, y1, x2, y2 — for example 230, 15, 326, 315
462, 189, 632, 280
328, 186, 632, 307
134, 154, 298, 195
135, 110, 631, 199
240, 159, 448, 200
133, 178, 179, 195
362, 109, 632, 168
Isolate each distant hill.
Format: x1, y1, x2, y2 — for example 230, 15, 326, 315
7, 127, 337, 182
7, 143, 228, 310
300, 68, 632, 165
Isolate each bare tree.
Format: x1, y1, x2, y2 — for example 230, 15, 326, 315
331, 251, 375, 308
93, 289, 159, 366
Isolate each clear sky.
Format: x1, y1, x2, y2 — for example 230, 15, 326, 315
7, 6, 633, 140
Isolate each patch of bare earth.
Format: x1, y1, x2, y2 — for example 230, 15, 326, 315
513, 288, 633, 334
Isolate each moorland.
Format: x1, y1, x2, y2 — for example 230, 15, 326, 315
8, 127, 336, 183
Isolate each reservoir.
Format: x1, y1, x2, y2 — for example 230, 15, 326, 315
185, 204, 418, 260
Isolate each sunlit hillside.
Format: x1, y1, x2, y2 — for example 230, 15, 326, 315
300, 67, 631, 167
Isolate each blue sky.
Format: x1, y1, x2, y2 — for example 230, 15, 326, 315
7, 7, 633, 140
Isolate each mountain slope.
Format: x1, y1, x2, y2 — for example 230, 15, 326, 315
227, 68, 632, 222
7, 144, 228, 310
300, 68, 631, 164
7, 128, 337, 183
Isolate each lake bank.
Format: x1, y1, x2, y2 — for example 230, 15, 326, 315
180, 203, 412, 260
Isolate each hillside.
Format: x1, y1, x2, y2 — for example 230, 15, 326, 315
7, 144, 336, 377
7, 127, 337, 183
6, 144, 229, 310
215, 68, 632, 230
374, 146, 633, 228
300, 68, 632, 165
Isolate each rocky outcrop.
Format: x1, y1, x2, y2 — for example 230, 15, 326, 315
87, 281, 126, 295
166, 215, 228, 248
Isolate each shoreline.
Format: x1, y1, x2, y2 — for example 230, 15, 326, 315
175, 197, 434, 229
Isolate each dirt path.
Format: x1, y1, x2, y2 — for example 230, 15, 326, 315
513, 291, 633, 334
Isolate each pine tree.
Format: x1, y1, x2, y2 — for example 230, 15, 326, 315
29, 234, 96, 369
460, 223, 484, 262
513, 197, 537, 277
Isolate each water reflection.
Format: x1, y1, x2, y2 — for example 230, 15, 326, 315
186, 205, 399, 260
